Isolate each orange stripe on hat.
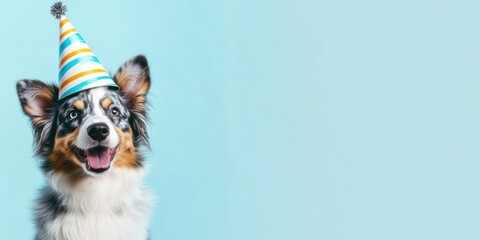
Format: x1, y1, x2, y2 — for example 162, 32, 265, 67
60, 68, 108, 89
60, 17, 69, 27
60, 28, 77, 40
59, 48, 92, 67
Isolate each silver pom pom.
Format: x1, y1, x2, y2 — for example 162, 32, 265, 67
50, 2, 67, 19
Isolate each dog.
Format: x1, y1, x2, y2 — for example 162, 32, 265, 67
16, 55, 154, 240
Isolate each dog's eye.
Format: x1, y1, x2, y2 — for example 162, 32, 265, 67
110, 107, 120, 116
68, 110, 78, 120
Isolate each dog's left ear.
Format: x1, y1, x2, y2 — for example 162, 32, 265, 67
113, 55, 151, 146
113, 55, 151, 115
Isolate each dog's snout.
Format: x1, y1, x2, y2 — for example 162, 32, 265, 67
87, 123, 109, 141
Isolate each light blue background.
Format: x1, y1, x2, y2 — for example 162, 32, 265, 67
1, 0, 480, 239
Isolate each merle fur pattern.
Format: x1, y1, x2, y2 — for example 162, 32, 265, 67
16, 55, 153, 240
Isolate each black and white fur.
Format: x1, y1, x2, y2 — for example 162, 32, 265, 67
16, 55, 154, 240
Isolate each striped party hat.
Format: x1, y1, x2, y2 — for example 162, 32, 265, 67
51, 2, 118, 100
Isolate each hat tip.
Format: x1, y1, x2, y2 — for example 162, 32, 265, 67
50, 2, 67, 19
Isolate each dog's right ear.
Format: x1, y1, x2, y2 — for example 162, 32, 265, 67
16, 80, 57, 127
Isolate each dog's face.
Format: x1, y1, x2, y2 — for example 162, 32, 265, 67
17, 55, 150, 177
54, 87, 133, 175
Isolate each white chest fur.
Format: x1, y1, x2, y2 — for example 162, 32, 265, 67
40, 169, 153, 240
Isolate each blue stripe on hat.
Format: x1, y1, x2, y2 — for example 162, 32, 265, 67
59, 33, 86, 56
58, 55, 100, 80
61, 75, 113, 98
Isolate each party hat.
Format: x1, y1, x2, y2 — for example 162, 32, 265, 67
50, 2, 118, 100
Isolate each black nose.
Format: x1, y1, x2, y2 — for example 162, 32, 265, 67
87, 123, 109, 141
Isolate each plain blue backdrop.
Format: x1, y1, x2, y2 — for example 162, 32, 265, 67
2, 0, 480, 239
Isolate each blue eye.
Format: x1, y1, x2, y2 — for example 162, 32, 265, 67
68, 110, 78, 120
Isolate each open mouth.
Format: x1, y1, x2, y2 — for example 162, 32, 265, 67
71, 145, 117, 173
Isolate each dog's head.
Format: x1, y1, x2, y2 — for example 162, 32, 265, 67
16, 55, 150, 177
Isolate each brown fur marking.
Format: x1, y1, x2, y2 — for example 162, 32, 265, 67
113, 127, 139, 169
73, 100, 85, 110
101, 98, 112, 110
49, 128, 84, 175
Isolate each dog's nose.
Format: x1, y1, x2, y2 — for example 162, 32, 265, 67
87, 123, 109, 141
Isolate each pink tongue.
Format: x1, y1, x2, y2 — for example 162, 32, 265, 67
86, 149, 111, 169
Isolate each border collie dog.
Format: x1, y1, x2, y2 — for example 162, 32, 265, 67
16, 55, 154, 240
